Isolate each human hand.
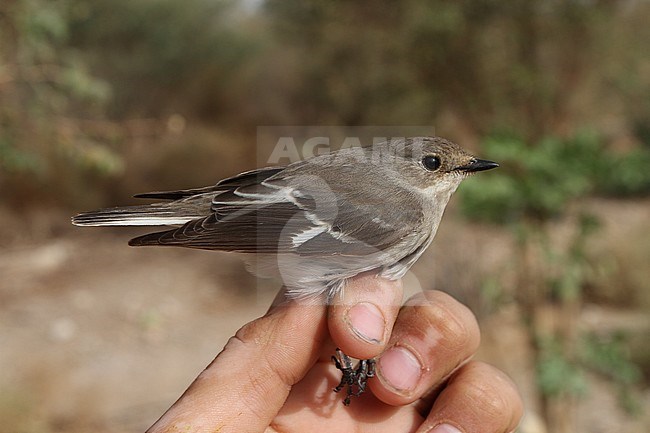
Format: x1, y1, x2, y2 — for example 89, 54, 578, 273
146, 273, 523, 433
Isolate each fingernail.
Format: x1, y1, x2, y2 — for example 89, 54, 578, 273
378, 346, 422, 391
346, 302, 385, 344
429, 424, 463, 433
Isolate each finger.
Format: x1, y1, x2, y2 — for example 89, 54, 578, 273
328, 272, 403, 360
416, 361, 523, 433
370, 290, 480, 405
146, 291, 327, 433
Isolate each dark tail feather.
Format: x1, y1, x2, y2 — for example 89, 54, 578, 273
72, 204, 199, 227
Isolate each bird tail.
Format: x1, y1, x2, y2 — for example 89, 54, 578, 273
71, 204, 199, 227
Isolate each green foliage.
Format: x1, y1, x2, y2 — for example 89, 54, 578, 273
536, 336, 588, 398
262, 0, 638, 139
0, 0, 126, 204
537, 332, 642, 413
8, 0, 110, 110
0, 137, 42, 175
66, 0, 259, 119
459, 132, 650, 224
597, 148, 650, 197
544, 213, 600, 301
582, 332, 642, 413
581, 333, 642, 388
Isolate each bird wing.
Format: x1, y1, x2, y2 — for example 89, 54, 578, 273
132, 167, 285, 200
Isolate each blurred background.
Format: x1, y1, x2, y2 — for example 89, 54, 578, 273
1, 1, 649, 432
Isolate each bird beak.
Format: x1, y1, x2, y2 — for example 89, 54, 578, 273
455, 158, 499, 173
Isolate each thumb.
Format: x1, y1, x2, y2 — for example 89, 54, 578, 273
146, 293, 328, 433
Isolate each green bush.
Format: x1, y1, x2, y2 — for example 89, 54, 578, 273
459, 131, 650, 224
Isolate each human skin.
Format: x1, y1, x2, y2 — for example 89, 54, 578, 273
146, 273, 523, 433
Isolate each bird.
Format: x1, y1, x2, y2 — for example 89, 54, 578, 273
73, 136, 497, 300
72, 136, 498, 404
72, 137, 498, 301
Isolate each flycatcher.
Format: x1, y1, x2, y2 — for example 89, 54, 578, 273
73, 136, 498, 403
73, 136, 497, 299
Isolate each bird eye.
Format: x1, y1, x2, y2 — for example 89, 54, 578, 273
422, 155, 441, 171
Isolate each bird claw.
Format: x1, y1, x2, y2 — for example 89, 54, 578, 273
332, 348, 376, 406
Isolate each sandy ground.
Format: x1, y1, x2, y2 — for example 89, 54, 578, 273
1, 203, 649, 433
1, 228, 277, 432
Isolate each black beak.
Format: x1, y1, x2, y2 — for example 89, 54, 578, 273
456, 158, 499, 173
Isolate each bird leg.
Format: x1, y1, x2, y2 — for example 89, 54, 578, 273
331, 348, 376, 406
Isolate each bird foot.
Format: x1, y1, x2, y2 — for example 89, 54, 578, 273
331, 348, 376, 406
